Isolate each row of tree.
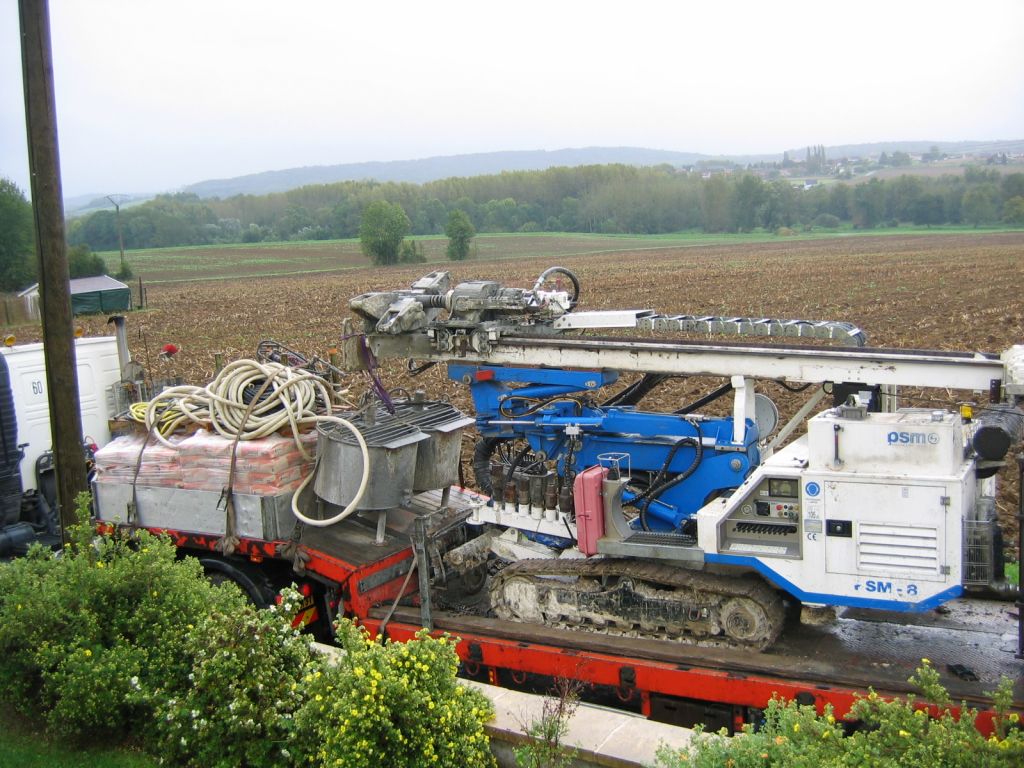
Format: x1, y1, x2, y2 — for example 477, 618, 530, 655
67, 165, 1024, 253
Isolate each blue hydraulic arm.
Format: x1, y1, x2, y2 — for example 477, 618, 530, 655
449, 364, 760, 533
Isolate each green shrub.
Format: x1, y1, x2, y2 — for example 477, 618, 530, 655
0, 494, 499, 768
0, 493, 249, 743
153, 587, 314, 768
293, 622, 496, 768
656, 661, 1023, 767
812, 213, 841, 229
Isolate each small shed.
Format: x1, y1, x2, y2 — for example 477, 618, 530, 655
19, 275, 132, 318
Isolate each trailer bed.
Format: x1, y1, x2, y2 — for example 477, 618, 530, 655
376, 596, 1022, 707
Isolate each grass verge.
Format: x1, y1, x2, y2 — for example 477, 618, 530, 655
0, 708, 157, 768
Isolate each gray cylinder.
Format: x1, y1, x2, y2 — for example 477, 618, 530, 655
972, 405, 1024, 461
314, 415, 426, 511
392, 401, 474, 491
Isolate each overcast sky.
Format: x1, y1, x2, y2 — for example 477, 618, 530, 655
2, 0, 1023, 199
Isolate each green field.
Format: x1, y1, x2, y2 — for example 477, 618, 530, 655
97, 226, 1024, 283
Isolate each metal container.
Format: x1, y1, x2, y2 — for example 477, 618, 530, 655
393, 400, 475, 491
314, 414, 427, 510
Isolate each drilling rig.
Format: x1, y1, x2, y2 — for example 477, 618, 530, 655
94, 266, 1024, 730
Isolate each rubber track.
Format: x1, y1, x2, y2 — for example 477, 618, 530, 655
490, 558, 786, 650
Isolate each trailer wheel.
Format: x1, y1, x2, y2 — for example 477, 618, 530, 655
199, 556, 277, 608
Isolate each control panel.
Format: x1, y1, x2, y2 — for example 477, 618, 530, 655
718, 476, 802, 558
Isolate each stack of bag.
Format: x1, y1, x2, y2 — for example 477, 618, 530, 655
93, 434, 184, 487
177, 429, 317, 495
93, 429, 317, 495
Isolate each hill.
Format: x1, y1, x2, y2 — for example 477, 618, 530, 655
178, 140, 1024, 200
181, 147, 723, 199
63, 140, 1024, 212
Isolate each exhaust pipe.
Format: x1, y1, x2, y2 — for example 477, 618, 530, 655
106, 315, 131, 379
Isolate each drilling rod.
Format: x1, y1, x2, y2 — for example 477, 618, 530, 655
368, 334, 1017, 393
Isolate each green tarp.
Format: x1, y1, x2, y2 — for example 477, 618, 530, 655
71, 287, 131, 314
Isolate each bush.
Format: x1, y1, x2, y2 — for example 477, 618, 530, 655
68, 243, 108, 278
0, 495, 498, 767
153, 587, 314, 768
399, 238, 427, 264
0, 494, 250, 743
293, 622, 496, 768
656, 660, 1023, 767
812, 213, 840, 229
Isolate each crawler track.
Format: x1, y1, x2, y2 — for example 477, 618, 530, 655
490, 558, 786, 650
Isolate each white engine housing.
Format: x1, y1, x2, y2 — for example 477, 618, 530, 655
698, 408, 976, 611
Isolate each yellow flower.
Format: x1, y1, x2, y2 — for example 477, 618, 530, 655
1009, 713, 1020, 724
826, 714, 835, 724
792, 723, 800, 733
822, 730, 831, 738
96, 561, 105, 568
84, 649, 92, 657
899, 730, 911, 738
921, 657, 931, 665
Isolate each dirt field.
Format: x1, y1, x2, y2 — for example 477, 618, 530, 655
16, 231, 1024, 549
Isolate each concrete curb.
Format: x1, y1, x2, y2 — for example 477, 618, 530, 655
464, 679, 695, 768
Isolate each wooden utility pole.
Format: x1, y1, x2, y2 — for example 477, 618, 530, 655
106, 195, 127, 275
19, 0, 88, 540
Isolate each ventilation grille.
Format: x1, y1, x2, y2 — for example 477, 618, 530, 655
857, 524, 939, 575
963, 518, 997, 586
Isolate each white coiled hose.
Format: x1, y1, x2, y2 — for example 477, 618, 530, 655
289, 415, 370, 528
146, 359, 334, 459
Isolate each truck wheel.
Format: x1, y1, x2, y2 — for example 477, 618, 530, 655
199, 556, 277, 608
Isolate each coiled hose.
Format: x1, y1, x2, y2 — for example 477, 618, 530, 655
145, 359, 333, 459
289, 415, 370, 528
140, 359, 371, 526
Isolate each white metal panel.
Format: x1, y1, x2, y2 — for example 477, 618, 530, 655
807, 410, 965, 476
0, 336, 120, 491
822, 480, 947, 581
480, 339, 1003, 390
551, 310, 653, 329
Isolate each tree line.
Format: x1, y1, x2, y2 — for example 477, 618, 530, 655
66, 164, 1024, 253
3, 164, 1024, 291
0, 178, 129, 291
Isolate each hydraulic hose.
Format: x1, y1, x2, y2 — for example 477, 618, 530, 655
532, 266, 581, 308
290, 414, 370, 528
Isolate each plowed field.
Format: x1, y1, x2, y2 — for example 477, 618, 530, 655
15, 232, 1024, 548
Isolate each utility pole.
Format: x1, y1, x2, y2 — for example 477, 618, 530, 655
19, 0, 88, 541
105, 195, 126, 276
